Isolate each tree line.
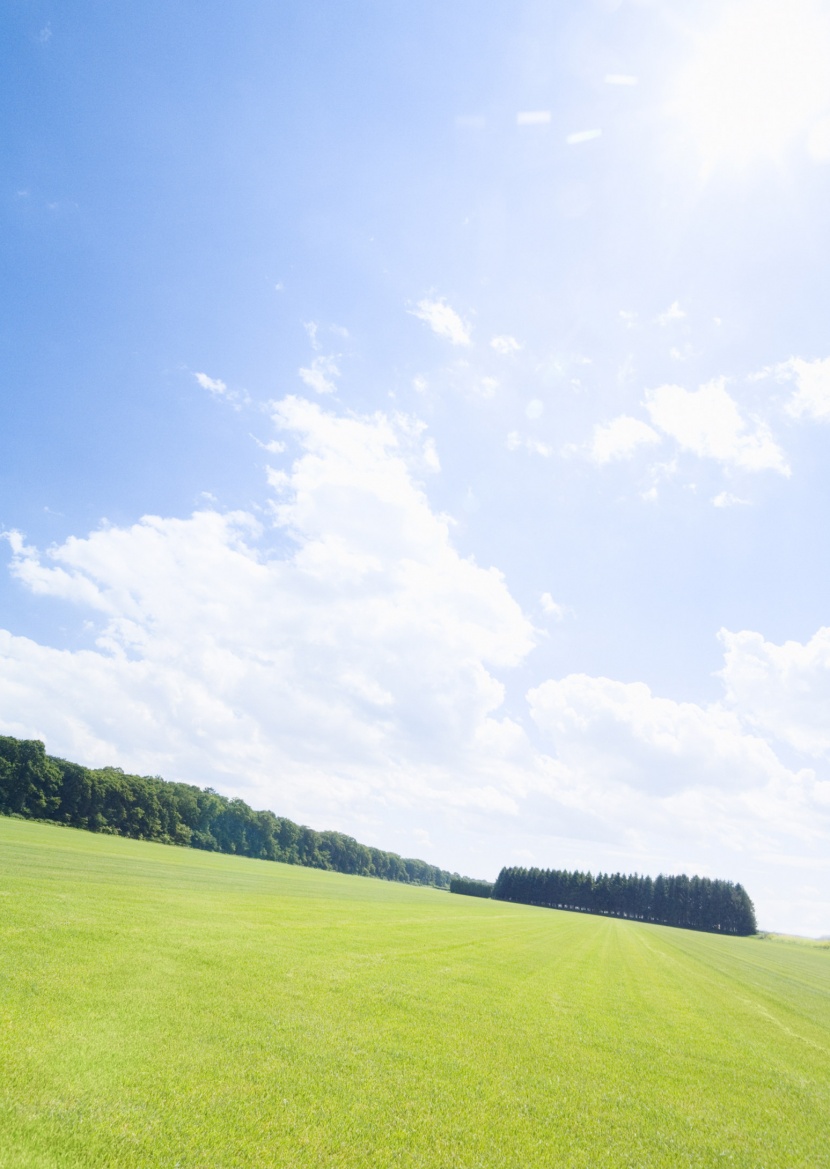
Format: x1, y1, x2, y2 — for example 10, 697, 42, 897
490, 866, 757, 935
449, 876, 494, 898
0, 735, 455, 888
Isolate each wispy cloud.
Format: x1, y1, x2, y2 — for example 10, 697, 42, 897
490, 335, 521, 355
507, 431, 551, 457
410, 298, 472, 346
194, 371, 227, 396
303, 321, 320, 350
540, 592, 566, 620
194, 371, 250, 409
299, 354, 340, 395
604, 73, 638, 86
590, 415, 661, 464
656, 301, 686, 326
712, 491, 749, 508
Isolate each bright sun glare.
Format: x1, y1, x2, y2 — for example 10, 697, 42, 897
674, 0, 830, 172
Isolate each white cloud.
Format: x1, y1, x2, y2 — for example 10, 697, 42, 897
194, 371, 227, 396
719, 626, 830, 758
253, 437, 286, 454
590, 415, 661, 464
656, 301, 686, 326
193, 371, 250, 409
0, 400, 534, 828
410, 298, 472, 346
540, 593, 566, 620
475, 377, 498, 400
645, 378, 789, 474
779, 355, 830, 419
507, 432, 551, 457
299, 355, 340, 395
528, 674, 800, 797
669, 345, 694, 361
712, 491, 748, 508
522, 670, 830, 935
604, 73, 638, 86
490, 335, 521, 355
566, 129, 602, 145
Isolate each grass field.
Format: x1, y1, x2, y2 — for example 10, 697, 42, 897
1, 818, 829, 1168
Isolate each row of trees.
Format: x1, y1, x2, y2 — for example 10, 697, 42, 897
492, 866, 757, 936
449, 877, 494, 898
0, 736, 454, 888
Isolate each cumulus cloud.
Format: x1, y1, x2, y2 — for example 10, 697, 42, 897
528, 673, 801, 797
778, 355, 830, 419
645, 378, 789, 474
410, 298, 472, 346
0, 399, 534, 828
526, 671, 830, 883
719, 626, 830, 757
590, 415, 661, 464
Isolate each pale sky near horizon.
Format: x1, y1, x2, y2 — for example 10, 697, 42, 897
3, 0, 830, 934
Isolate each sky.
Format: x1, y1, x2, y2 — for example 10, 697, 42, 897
2, 0, 830, 935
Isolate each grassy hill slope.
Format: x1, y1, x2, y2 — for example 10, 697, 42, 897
1, 817, 828, 1168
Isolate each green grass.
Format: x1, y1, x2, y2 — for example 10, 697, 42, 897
1, 818, 828, 1168
754, 931, 830, 950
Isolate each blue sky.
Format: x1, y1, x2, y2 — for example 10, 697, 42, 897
3, 0, 830, 933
